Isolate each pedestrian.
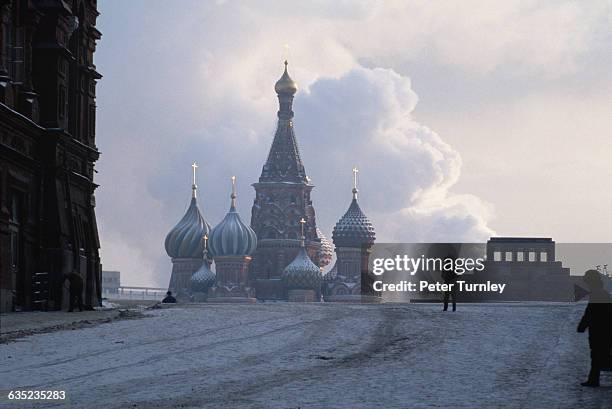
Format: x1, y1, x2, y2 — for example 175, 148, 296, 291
162, 291, 177, 304
577, 269, 612, 387
442, 268, 458, 312
63, 271, 83, 312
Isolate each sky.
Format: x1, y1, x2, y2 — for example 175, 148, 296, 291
94, 0, 612, 287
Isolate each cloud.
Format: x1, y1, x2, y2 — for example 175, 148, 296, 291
243, 0, 612, 77
295, 67, 494, 242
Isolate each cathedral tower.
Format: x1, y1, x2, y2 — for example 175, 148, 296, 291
331, 167, 376, 281
323, 168, 376, 300
209, 176, 258, 301
250, 61, 320, 299
164, 163, 211, 298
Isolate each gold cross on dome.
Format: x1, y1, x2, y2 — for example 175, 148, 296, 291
352, 166, 359, 190
230, 176, 237, 208
202, 234, 209, 256
191, 162, 199, 198
192, 162, 198, 185
299, 217, 306, 238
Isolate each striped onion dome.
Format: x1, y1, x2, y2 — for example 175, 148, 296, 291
316, 228, 333, 268
282, 244, 322, 290
209, 178, 257, 257
164, 195, 211, 259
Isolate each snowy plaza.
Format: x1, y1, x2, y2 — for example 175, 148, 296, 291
1, 302, 611, 409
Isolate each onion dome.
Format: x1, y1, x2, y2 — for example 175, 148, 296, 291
322, 261, 337, 282
209, 177, 257, 257
164, 163, 211, 258
282, 247, 322, 290
282, 219, 322, 290
191, 237, 216, 292
274, 60, 298, 95
316, 228, 333, 268
191, 262, 215, 292
332, 167, 376, 248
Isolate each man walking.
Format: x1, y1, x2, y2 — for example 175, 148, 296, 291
442, 268, 458, 312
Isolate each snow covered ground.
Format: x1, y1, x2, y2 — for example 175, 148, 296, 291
1, 302, 610, 409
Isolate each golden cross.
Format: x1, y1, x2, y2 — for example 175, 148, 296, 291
299, 217, 306, 238
192, 162, 198, 186
283, 44, 290, 65
230, 176, 237, 208
202, 234, 209, 256
191, 162, 199, 198
352, 166, 359, 190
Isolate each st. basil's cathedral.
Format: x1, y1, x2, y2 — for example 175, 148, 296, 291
164, 62, 376, 302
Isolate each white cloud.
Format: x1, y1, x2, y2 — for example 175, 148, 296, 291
296, 67, 494, 242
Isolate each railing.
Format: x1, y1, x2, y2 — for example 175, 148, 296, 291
103, 286, 168, 301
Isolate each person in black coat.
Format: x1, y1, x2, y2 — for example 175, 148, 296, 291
577, 269, 612, 387
442, 268, 458, 312
162, 291, 177, 304
63, 271, 83, 312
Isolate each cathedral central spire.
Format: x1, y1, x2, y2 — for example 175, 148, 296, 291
249, 61, 321, 292
258, 61, 307, 184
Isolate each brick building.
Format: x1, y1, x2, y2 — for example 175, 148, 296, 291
0, 0, 101, 311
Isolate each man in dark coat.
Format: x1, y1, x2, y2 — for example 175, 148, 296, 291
162, 291, 177, 304
577, 270, 612, 387
63, 271, 83, 312
442, 269, 458, 312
